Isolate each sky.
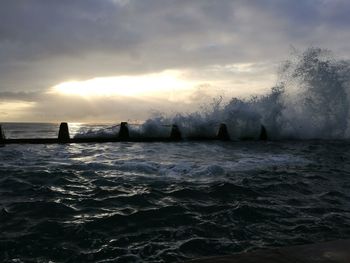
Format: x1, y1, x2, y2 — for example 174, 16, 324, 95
1, 0, 350, 122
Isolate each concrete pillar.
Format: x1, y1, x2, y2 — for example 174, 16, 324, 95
0, 125, 5, 145
58, 122, 70, 143
259, 125, 268, 140
170, 124, 182, 141
118, 122, 129, 139
217, 123, 230, 141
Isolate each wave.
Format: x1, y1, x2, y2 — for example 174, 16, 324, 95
75, 47, 350, 140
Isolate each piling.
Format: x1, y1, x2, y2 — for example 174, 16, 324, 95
0, 125, 5, 145
259, 125, 268, 140
217, 123, 230, 141
58, 122, 70, 143
118, 122, 129, 139
170, 124, 182, 141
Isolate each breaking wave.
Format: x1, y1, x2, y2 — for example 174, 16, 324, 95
76, 47, 350, 140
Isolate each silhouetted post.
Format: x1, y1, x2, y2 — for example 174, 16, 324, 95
259, 125, 268, 140
0, 125, 5, 145
217, 123, 230, 141
170, 124, 182, 141
58, 122, 70, 143
118, 122, 129, 139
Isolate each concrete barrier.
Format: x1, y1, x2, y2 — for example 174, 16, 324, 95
217, 123, 230, 141
259, 125, 268, 140
119, 122, 129, 139
58, 122, 70, 143
1, 122, 270, 144
0, 125, 5, 145
170, 124, 182, 141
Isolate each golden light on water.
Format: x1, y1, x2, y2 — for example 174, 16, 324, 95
50, 70, 198, 99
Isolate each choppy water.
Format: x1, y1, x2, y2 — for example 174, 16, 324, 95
1, 123, 350, 262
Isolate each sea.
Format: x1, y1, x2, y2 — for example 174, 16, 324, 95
1, 48, 350, 262
1, 122, 350, 263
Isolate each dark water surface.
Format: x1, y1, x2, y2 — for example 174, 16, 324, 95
1, 129, 350, 262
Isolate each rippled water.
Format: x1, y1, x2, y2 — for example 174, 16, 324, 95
1, 124, 350, 262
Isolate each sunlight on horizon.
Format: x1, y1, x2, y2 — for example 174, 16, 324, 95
50, 70, 199, 99
0, 101, 36, 121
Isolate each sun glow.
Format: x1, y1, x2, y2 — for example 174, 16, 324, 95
0, 101, 36, 121
50, 70, 197, 99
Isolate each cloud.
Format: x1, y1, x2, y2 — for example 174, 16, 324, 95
0, 0, 349, 121
0, 79, 218, 122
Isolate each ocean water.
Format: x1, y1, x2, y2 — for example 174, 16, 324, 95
1, 123, 350, 263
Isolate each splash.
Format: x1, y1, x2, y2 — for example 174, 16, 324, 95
142, 47, 350, 140
277, 48, 350, 139
76, 47, 350, 140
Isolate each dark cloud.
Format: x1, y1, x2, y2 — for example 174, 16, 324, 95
0, 91, 40, 101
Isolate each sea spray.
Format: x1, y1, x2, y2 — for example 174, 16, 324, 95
277, 47, 350, 139
75, 47, 350, 140
143, 47, 350, 140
